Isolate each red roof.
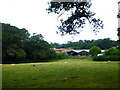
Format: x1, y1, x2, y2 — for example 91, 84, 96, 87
53, 49, 73, 51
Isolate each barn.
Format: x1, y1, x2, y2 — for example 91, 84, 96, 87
79, 51, 89, 56
67, 49, 90, 56
67, 51, 79, 56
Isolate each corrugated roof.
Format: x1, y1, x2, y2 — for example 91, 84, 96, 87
53, 49, 105, 53
68, 49, 90, 53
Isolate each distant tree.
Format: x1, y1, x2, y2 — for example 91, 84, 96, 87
93, 38, 113, 49
50, 43, 61, 49
89, 46, 101, 56
105, 48, 118, 56
47, 1, 103, 35
51, 38, 117, 49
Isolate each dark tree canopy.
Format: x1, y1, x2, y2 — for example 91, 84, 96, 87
50, 38, 118, 49
47, 1, 103, 35
2, 23, 57, 63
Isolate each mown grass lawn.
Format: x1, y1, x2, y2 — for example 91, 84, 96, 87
2, 59, 119, 88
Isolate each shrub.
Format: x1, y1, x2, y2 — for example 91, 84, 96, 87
80, 56, 91, 59
56, 53, 68, 59
93, 55, 120, 61
105, 48, 119, 55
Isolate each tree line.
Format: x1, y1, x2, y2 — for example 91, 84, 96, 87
50, 38, 118, 50
2, 23, 57, 63
2, 23, 120, 63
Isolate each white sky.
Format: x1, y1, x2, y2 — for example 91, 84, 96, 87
0, 0, 119, 44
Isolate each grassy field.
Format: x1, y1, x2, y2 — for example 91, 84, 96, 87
2, 59, 119, 88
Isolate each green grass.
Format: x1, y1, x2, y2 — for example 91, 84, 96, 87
2, 59, 119, 88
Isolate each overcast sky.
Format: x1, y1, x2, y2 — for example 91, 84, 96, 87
0, 0, 119, 44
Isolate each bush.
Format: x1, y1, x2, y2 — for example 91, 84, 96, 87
93, 55, 120, 61
31, 50, 57, 62
56, 53, 68, 59
89, 46, 101, 56
105, 48, 118, 55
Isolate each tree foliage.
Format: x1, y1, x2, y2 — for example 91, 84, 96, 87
51, 38, 118, 49
93, 47, 120, 61
2, 23, 56, 63
89, 46, 101, 56
2, 23, 30, 60
47, 1, 103, 35
105, 48, 119, 56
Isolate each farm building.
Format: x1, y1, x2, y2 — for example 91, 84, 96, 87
53, 48, 105, 56
52, 49, 73, 53
67, 50, 90, 56
67, 51, 79, 56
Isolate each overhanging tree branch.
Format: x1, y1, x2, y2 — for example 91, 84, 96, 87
46, 1, 104, 35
